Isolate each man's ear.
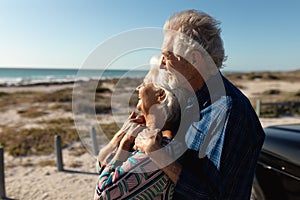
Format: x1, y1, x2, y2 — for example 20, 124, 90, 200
191, 50, 203, 66
157, 89, 166, 102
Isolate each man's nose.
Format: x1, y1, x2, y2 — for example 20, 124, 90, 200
160, 56, 166, 69
159, 64, 166, 70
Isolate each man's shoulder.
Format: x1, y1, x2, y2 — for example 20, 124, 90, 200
222, 76, 247, 100
222, 76, 265, 142
222, 76, 253, 111
221, 75, 264, 131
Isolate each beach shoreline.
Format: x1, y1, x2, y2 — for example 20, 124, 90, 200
1, 71, 300, 200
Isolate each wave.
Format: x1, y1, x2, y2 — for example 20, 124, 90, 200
0, 72, 147, 87
0, 76, 77, 86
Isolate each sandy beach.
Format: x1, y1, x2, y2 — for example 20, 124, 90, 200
1, 71, 300, 200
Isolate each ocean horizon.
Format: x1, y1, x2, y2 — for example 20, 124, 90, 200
0, 67, 148, 86
2, 67, 292, 86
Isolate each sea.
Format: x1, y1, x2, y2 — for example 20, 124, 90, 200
0, 68, 148, 86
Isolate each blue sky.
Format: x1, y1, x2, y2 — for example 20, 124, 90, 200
0, 0, 299, 72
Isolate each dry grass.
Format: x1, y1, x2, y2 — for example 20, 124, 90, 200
18, 106, 49, 118
0, 83, 119, 157
37, 159, 56, 167
0, 91, 42, 111
0, 125, 79, 157
99, 122, 120, 140
262, 89, 281, 95
69, 160, 83, 168
225, 70, 300, 117
252, 90, 300, 117
96, 87, 111, 93
49, 103, 72, 112
1, 73, 298, 158
0, 91, 8, 97
34, 88, 73, 103
129, 90, 139, 107
225, 69, 300, 82
68, 144, 87, 157
38, 117, 75, 126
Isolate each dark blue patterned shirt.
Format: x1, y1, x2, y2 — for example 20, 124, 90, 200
173, 73, 265, 199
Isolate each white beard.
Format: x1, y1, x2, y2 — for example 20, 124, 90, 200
168, 69, 186, 89
168, 74, 180, 89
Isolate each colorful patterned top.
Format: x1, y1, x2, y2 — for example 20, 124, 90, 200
94, 138, 180, 200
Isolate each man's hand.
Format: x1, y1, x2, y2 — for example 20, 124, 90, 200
134, 129, 163, 153
134, 129, 182, 184
119, 124, 146, 151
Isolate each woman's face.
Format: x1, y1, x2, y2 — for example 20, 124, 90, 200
136, 83, 162, 115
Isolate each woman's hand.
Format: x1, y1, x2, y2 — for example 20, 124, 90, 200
130, 112, 146, 125
110, 130, 126, 147
110, 112, 145, 147
113, 125, 146, 161
98, 112, 145, 165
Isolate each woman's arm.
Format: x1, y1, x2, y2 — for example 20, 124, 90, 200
95, 151, 150, 199
97, 129, 125, 166
97, 112, 145, 166
97, 124, 147, 185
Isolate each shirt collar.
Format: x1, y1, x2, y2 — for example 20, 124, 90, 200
195, 71, 226, 109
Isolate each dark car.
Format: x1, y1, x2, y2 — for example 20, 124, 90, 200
251, 124, 300, 200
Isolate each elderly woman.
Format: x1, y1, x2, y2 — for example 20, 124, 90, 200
94, 57, 189, 200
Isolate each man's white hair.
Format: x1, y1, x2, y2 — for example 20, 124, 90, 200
163, 9, 226, 69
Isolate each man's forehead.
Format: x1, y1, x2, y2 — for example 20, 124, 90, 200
162, 30, 190, 55
162, 31, 174, 52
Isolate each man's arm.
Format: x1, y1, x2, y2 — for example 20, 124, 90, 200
150, 152, 182, 184
134, 129, 182, 184
134, 129, 217, 199
151, 145, 221, 199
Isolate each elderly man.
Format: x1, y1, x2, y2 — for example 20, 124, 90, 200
134, 10, 265, 199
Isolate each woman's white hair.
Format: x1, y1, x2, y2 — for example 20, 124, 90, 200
144, 55, 191, 130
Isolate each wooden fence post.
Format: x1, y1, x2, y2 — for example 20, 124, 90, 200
0, 147, 6, 199
91, 127, 99, 156
55, 135, 64, 171
256, 99, 261, 117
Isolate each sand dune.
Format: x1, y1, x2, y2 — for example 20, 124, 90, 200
1, 73, 300, 200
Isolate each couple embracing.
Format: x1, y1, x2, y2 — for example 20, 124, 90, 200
94, 9, 265, 200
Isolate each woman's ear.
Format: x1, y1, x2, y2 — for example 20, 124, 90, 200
157, 88, 166, 103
